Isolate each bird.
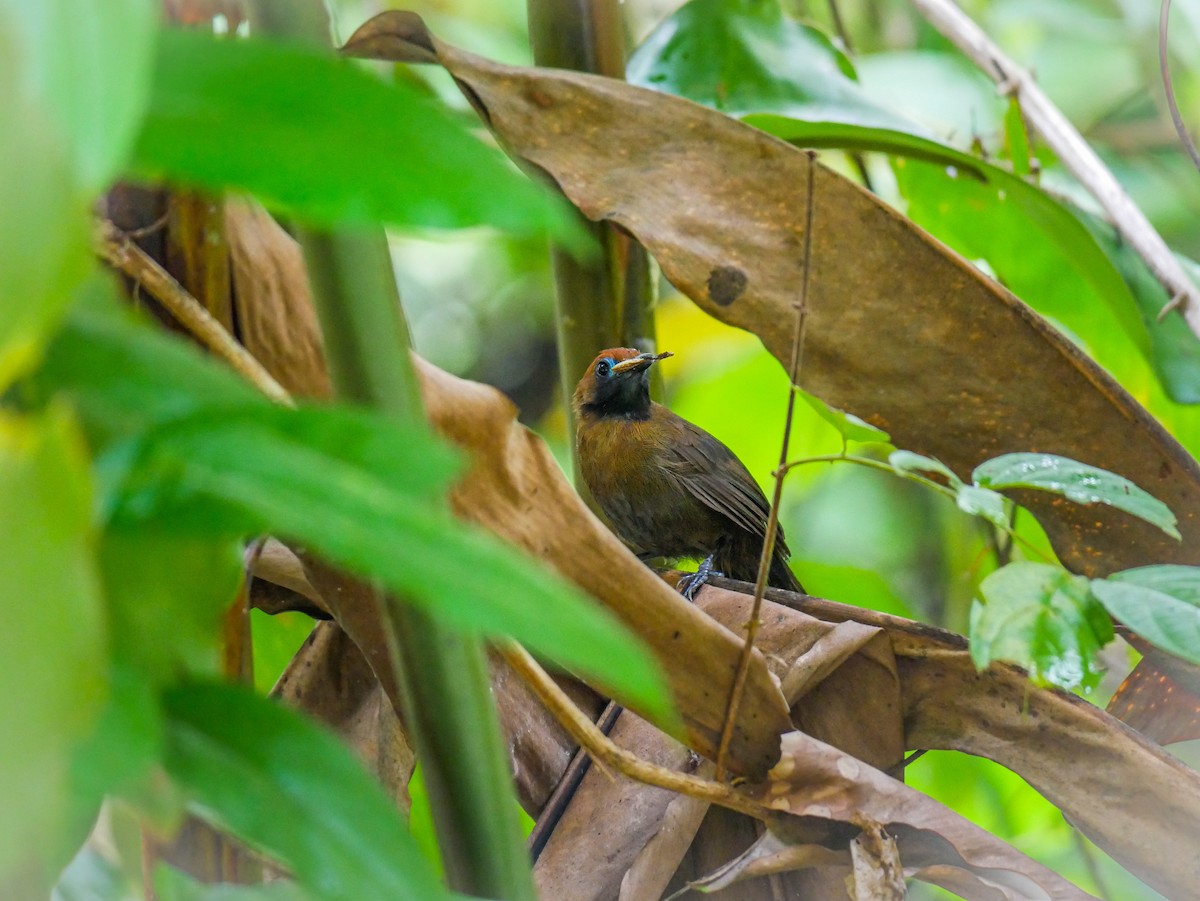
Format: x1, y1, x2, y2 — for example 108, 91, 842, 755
573, 347, 803, 598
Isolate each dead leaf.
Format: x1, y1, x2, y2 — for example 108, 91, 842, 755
272, 621, 415, 810
226, 201, 332, 399
850, 819, 904, 901
1107, 656, 1200, 745
757, 582, 1200, 900
672, 828, 848, 897
756, 731, 1096, 901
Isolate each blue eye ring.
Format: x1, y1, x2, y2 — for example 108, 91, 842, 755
595, 358, 614, 378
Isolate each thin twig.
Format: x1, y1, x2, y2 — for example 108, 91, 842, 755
95, 218, 293, 406
498, 642, 773, 822
714, 151, 818, 781
527, 699, 624, 861
781, 452, 1056, 563
910, 0, 1200, 334
1160, 0, 1200, 175
826, 0, 855, 54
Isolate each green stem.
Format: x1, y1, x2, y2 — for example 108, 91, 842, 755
247, 3, 536, 896
298, 231, 537, 901
784, 452, 1054, 563
527, 0, 659, 503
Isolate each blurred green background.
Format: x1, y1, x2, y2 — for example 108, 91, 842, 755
242, 1, 1200, 897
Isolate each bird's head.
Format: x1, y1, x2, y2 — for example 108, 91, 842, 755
573, 347, 673, 420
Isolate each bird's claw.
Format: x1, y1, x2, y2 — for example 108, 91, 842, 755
678, 555, 723, 602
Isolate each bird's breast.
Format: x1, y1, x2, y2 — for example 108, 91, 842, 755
577, 411, 723, 557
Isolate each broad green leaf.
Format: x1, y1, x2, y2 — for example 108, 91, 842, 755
798, 389, 890, 444
0, 25, 89, 389
155, 865, 310, 901
0, 407, 107, 892
38, 300, 673, 724
99, 530, 243, 683
625, 0, 1147, 377
1093, 566, 1200, 665
970, 562, 1112, 689
890, 155, 1152, 364
3, 0, 156, 190
973, 452, 1179, 540
888, 449, 962, 487
133, 29, 582, 247
1072, 210, 1200, 403
114, 413, 672, 722
162, 683, 451, 901
956, 485, 1009, 528
63, 664, 162, 870
626, 0, 915, 133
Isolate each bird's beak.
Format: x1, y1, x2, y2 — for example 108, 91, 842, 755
611, 351, 673, 375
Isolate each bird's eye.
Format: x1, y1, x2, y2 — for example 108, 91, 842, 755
595, 358, 613, 378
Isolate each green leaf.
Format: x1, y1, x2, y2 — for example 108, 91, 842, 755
155, 864, 311, 901
5, 0, 157, 191
626, 0, 915, 133
162, 683, 452, 901
970, 562, 1112, 689
888, 449, 962, 488
973, 452, 1179, 540
132, 29, 582, 247
889, 154, 1152, 364
117, 412, 672, 722
1072, 209, 1200, 403
39, 299, 674, 725
99, 529, 244, 683
64, 664, 162, 867
1093, 566, 1200, 665
955, 485, 1009, 528
798, 389, 890, 444
0, 24, 89, 389
0, 407, 107, 891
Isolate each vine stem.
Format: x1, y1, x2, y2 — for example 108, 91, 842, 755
783, 452, 1056, 564
910, 0, 1200, 330
95, 219, 292, 405
714, 151, 817, 781
499, 642, 774, 821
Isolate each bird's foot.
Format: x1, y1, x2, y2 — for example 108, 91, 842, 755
678, 554, 723, 602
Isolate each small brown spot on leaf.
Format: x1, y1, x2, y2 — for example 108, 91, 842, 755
707, 265, 747, 306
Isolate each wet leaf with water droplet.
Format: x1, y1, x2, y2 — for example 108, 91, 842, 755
973, 453, 1180, 540
970, 562, 1112, 690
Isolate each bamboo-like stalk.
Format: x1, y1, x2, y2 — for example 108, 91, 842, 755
249, 3, 538, 898
527, 0, 659, 500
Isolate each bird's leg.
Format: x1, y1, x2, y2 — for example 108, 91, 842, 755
678, 553, 724, 602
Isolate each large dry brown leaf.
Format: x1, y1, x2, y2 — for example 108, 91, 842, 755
532, 584, 905, 901
224, 199, 790, 776
739, 580, 1200, 900
343, 11, 1200, 579
755, 731, 1096, 901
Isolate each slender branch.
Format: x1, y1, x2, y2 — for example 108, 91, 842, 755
95, 219, 293, 405
783, 451, 1056, 563
499, 642, 774, 821
1160, 0, 1200, 174
714, 151, 818, 781
909, 0, 1200, 331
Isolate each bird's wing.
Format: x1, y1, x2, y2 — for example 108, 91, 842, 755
659, 417, 776, 541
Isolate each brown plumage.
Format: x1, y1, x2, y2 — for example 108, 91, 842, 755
573, 347, 802, 594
